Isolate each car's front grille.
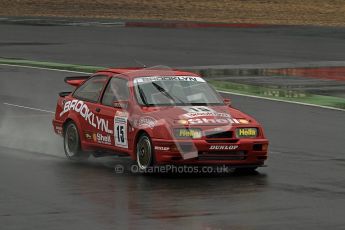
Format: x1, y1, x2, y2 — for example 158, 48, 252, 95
205, 131, 233, 139
206, 139, 238, 143
204, 131, 236, 143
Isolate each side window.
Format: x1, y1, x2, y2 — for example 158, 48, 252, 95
73, 75, 108, 102
102, 77, 130, 106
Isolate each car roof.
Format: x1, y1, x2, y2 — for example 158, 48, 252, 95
96, 67, 200, 79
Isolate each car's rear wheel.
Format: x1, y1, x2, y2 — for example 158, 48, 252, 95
64, 121, 89, 160
136, 133, 154, 170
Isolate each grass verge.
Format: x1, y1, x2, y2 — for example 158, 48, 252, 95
0, 57, 103, 73
1, 57, 345, 110
210, 80, 345, 110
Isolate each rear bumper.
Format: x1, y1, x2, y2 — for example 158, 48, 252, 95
152, 138, 268, 166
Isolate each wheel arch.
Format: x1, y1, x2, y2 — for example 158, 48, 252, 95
132, 129, 151, 160
62, 114, 84, 142
62, 117, 90, 160
62, 118, 74, 131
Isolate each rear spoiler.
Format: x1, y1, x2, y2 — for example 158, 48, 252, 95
64, 76, 90, 87
59, 91, 72, 97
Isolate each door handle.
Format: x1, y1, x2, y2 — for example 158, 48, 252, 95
95, 108, 101, 113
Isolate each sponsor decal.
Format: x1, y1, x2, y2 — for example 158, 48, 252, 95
182, 106, 231, 119
116, 110, 129, 118
113, 102, 128, 109
114, 111, 128, 148
60, 100, 113, 134
134, 76, 205, 83
154, 146, 170, 151
55, 126, 63, 135
187, 117, 242, 125
175, 128, 202, 138
236, 128, 258, 138
183, 106, 215, 113
184, 112, 230, 118
134, 116, 157, 129
209, 145, 239, 150
84, 132, 92, 140
93, 133, 112, 145
181, 107, 250, 124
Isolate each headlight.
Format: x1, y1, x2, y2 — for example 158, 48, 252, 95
174, 128, 202, 139
174, 119, 189, 125
236, 128, 258, 138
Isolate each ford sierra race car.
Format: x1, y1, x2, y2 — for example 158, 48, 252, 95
52, 67, 268, 172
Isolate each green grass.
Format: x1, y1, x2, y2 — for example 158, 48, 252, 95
0, 57, 103, 73
1, 57, 345, 110
210, 80, 345, 109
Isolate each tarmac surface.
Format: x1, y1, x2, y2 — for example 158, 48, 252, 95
1, 22, 345, 67
1, 22, 345, 230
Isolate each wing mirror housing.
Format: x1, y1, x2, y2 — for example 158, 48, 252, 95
223, 98, 231, 107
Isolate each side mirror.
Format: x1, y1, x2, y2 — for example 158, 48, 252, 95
223, 98, 231, 107
113, 100, 129, 109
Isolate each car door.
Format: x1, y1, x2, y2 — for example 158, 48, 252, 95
97, 76, 131, 152
72, 75, 110, 143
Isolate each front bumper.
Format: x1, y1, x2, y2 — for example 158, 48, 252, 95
152, 138, 268, 166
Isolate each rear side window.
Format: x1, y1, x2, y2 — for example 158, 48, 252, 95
102, 77, 130, 106
73, 75, 108, 102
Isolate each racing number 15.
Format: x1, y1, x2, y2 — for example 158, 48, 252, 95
116, 125, 125, 143
114, 115, 128, 148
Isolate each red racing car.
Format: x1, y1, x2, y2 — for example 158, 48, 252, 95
52, 67, 268, 171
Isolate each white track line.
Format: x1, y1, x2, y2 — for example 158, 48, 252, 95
218, 90, 345, 112
0, 63, 90, 74
1, 63, 344, 112
3, 103, 54, 114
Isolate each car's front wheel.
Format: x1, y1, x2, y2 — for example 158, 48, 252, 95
136, 133, 154, 170
63, 121, 89, 160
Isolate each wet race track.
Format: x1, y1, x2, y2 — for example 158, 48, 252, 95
1, 23, 345, 229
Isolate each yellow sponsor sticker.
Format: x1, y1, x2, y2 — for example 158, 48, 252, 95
175, 128, 202, 138
236, 128, 258, 138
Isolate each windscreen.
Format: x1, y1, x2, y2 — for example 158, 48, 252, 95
133, 76, 224, 106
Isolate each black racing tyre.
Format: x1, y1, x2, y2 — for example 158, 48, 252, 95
136, 133, 154, 170
63, 121, 89, 160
